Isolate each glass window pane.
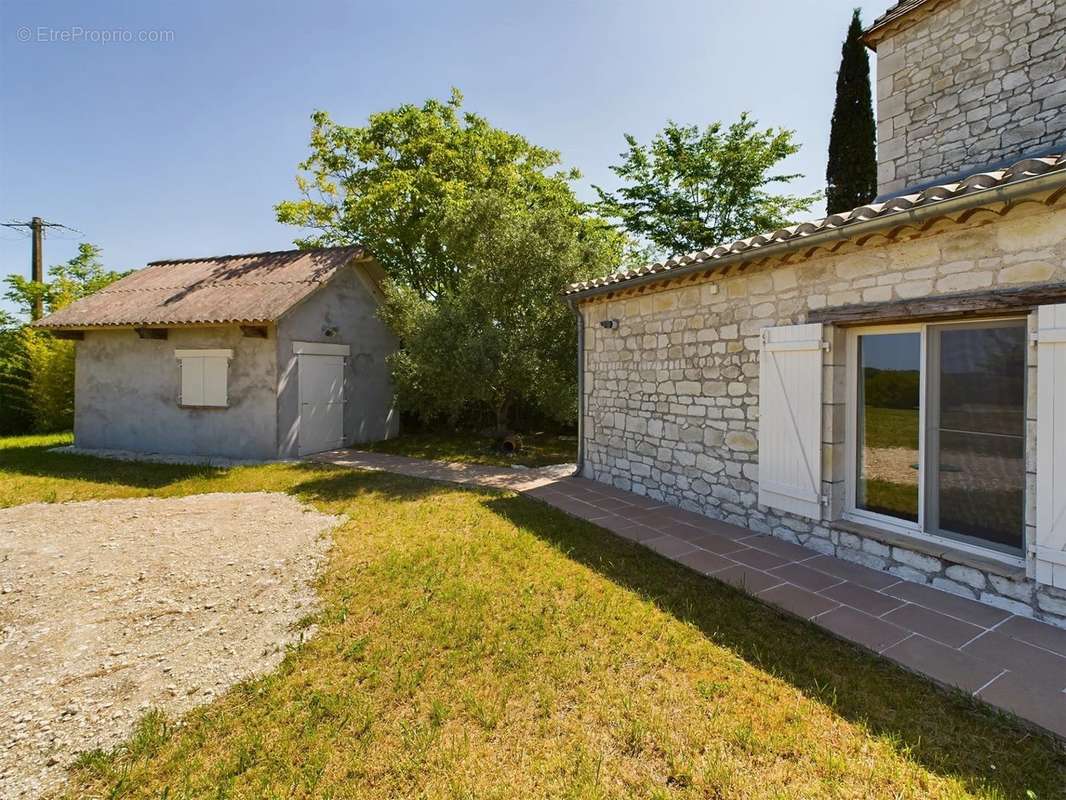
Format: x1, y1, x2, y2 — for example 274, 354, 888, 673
857, 333, 921, 523
936, 430, 1025, 548
932, 323, 1026, 550
938, 326, 1027, 437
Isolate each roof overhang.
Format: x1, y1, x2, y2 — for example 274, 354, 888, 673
32, 319, 275, 332
864, 0, 953, 50
564, 164, 1066, 304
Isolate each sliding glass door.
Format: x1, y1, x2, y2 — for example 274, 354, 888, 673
926, 321, 1027, 552
849, 319, 1027, 556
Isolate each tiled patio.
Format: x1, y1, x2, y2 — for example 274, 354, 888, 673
314, 449, 1066, 740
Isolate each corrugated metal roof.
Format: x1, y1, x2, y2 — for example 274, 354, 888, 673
565, 153, 1066, 297
33, 246, 368, 329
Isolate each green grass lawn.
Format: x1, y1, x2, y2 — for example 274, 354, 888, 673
864, 406, 920, 450
1, 434, 1063, 798
360, 430, 576, 468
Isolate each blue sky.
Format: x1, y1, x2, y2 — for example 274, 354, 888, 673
1, 0, 881, 317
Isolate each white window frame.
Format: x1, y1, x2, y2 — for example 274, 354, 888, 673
843, 317, 1027, 567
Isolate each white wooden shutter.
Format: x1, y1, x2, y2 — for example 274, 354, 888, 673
1035, 304, 1066, 588
176, 349, 232, 408
758, 323, 825, 519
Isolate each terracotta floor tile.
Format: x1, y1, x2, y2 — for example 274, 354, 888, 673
675, 548, 734, 576
595, 515, 648, 535
729, 546, 790, 571
882, 634, 1005, 693
741, 535, 821, 562
713, 564, 785, 595
648, 520, 707, 541
963, 631, 1066, 692
804, 555, 899, 591
697, 519, 758, 540
819, 581, 906, 617
758, 583, 840, 620
769, 562, 844, 592
644, 535, 698, 559
684, 533, 749, 555
881, 603, 986, 648
816, 606, 911, 653
614, 524, 662, 544
997, 615, 1066, 658
881, 580, 1010, 628
977, 671, 1066, 738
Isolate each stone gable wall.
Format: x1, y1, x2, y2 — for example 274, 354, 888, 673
875, 0, 1066, 196
579, 201, 1066, 626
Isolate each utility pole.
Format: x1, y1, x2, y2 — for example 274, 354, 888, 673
1, 217, 82, 321
30, 217, 44, 320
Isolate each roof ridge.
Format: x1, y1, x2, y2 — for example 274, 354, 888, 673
565, 151, 1066, 296
97, 278, 325, 294
146, 244, 362, 267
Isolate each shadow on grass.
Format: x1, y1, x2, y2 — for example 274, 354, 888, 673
484, 493, 1066, 799
0, 439, 227, 489
289, 462, 485, 505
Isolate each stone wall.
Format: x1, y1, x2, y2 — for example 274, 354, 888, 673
578, 199, 1066, 627
875, 0, 1066, 196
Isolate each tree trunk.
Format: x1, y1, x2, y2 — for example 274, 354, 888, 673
494, 399, 511, 437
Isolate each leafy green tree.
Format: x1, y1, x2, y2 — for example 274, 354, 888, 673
278, 91, 623, 430
1, 244, 126, 433
381, 192, 616, 431
826, 9, 878, 214
276, 89, 605, 301
594, 115, 818, 258
4, 243, 128, 320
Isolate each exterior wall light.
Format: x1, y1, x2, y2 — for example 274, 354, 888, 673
600, 319, 619, 330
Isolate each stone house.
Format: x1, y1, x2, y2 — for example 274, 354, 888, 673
33, 246, 399, 460
564, 0, 1066, 627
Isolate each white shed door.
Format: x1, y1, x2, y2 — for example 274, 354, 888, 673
1035, 303, 1066, 588
298, 354, 345, 456
758, 323, 825, 520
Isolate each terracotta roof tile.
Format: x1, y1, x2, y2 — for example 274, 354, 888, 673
864, 0, 951, 46
564, 153, 1066, 298
33, 246, 367, 329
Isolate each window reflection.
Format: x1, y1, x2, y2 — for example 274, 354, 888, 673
856, 333, 921, 522
931, 323, 1026, 550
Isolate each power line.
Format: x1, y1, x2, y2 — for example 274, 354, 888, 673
1, 217, 83, 320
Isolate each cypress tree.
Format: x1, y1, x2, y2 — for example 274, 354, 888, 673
826, 9, 878, 214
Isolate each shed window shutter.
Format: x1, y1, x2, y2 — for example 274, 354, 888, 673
176, 349, 232, 408
1035, 304, 1066, 588
758, 323, 824, 520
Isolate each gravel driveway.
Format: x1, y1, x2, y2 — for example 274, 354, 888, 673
0, 492, 341, 799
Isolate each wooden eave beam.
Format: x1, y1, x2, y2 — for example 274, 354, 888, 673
807, 282, 1066, 326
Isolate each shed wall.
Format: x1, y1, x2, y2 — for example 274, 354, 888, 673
276, 264, 399, 458
73, 327, 277, 459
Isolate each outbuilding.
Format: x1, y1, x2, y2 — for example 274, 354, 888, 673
33, 245, 399, 460
565, 0, 1066, 628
